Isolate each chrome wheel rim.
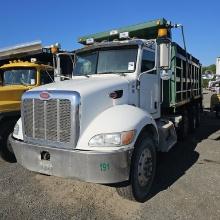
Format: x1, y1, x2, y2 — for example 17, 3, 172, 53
137, 148, 153, 187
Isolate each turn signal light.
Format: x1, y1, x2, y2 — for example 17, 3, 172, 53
122, 130, 135, 145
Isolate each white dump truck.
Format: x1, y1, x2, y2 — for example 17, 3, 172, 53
10, 18, 202, 202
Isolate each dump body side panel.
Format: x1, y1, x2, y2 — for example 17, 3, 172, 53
162, 42, 202, 111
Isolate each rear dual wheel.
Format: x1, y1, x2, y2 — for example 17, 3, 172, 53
189, 105, 197, 132
189, 103, 201, 131
178, 103, 201, 140
178, 110, 189, 140
195, 102, 201, 127
216, 110, 220, 119
215, 104, 220, 119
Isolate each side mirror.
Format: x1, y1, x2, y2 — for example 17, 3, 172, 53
56, 53, 74, 81
159, 41, 172, 80
55, 54, 61, 77
159, 42, 171, 70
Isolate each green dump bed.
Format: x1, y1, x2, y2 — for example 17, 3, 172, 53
162, 42, 202, 109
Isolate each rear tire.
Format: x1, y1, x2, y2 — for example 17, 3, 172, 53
188, 105, 196, 132
178, 110, 189, 140
216, 110, 220, 119
215, 104, 220, 119
116, 132, 156, 202
195, 102, 201, 127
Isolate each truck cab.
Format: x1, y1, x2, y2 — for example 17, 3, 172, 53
11, 18, 202, 202
0, 61, 54, 114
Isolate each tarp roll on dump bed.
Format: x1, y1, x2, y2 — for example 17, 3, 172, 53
78, 18, 171, 45
0, 41, 43, 61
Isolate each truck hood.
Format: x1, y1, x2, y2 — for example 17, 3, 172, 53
28, 75, 131, 132
30, 75, 129, 96
0, 85, 34, 113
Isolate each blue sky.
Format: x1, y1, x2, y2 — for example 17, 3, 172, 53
0, 0, 219, 66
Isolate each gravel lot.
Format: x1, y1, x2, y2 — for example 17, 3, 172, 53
0, 91, 219, 220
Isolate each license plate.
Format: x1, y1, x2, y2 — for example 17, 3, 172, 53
39, 160, 53, 171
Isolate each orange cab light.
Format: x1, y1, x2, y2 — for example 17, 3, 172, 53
51, 46, 58, 54
158, 28, 168, 37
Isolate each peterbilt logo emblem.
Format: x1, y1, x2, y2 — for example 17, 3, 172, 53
40, 91, 50, 99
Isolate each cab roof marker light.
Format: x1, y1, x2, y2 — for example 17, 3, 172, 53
86, 38, 95, 45
119, 32, 130, 39
31, 58, 37, 63
110, 30, 118, 36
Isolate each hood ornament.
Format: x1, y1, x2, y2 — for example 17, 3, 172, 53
40, 91, 50, 100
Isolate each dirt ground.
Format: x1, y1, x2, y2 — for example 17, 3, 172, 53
0, 91, 219, 220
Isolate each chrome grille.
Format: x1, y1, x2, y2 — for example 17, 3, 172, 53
23, 98, 72, 144
59, 99, 72, 142
23, 99, 34, 137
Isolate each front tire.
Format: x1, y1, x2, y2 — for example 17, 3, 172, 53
0, 120, 17, 162
116, 132, 156, 202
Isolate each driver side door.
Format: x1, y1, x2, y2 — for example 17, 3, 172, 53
139, 48, 160, 118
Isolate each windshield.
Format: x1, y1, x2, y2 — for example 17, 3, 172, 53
74, 47, 138, 76
0, 68, 37, 86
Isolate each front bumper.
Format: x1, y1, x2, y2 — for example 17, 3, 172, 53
10, 136, 133, 184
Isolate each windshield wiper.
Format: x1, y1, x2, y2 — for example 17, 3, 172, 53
98, 72, 126, 76
56, 74, 72, 80
20, 81, 29, 86
83, 74, 90, 78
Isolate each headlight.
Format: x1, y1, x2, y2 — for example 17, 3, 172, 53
13, 123, 19, 136
89, 130, 135, 147
12, 118, 24, 141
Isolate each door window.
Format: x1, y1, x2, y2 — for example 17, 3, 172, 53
141, 50, 155, 73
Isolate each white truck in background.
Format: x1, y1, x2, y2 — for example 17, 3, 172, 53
10, 18, 202, 202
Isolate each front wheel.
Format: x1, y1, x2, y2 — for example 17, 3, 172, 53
0, 120, 17, 162
116, 132, 156, 202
